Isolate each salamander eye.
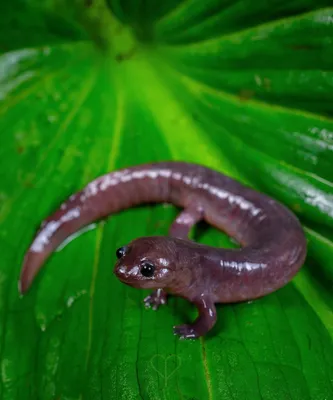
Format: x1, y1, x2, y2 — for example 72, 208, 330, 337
140, 262, 155, 278
116, 246, 128, 259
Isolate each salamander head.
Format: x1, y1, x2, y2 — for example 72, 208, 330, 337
113, 236, 184, 289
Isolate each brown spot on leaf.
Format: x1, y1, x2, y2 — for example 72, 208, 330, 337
291, 44, 317, 50
263, 78, 271, 90
24, 180, 35, 188
238, 89, 255, 102
115, 47, 137, 63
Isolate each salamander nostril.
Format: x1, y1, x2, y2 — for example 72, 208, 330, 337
115, 265, 127, 276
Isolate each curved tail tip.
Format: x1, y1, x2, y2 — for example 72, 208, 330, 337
18, 251, 45, 295
18, 267, 32, 295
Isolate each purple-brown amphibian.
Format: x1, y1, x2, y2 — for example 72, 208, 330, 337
19, 162, 307, 339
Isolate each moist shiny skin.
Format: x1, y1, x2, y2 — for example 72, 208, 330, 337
19, 161, 307, 339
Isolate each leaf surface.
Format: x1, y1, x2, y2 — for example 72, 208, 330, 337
0, 1, 332, 399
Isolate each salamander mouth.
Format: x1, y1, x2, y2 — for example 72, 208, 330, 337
116, 275, 146, 288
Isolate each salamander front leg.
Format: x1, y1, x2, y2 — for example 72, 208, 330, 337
144, 288, 168, 310
169, 206, 203, 239
173, 295, 217, 339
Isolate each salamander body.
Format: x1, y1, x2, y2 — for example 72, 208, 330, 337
19, 162, 307, 339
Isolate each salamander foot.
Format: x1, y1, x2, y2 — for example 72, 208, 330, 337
173, 324, 199, 340
144, 288, 167, 310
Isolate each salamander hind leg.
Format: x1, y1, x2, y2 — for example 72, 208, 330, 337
169, 206, 203, 239
173, 296, 217, 339
144, 288, 168, 310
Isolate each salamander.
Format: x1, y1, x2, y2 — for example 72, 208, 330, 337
19, 162, 307, 339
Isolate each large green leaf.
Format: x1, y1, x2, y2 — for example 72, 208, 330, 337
1, 1, 333, 399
